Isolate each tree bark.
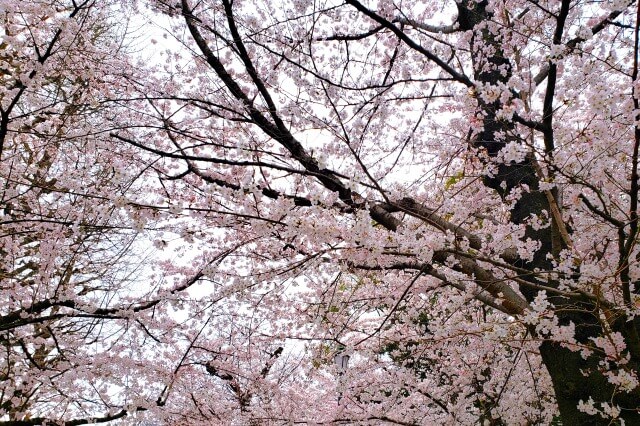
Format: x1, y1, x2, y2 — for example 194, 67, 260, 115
458, 1, 640, 423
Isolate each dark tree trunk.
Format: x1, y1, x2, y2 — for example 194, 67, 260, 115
541, 340, 640, 424
457, 1, 640, 423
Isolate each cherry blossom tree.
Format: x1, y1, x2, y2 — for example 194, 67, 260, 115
120, 0, 640, 423
0, 1, 199, 423
4, 0, 640, 424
